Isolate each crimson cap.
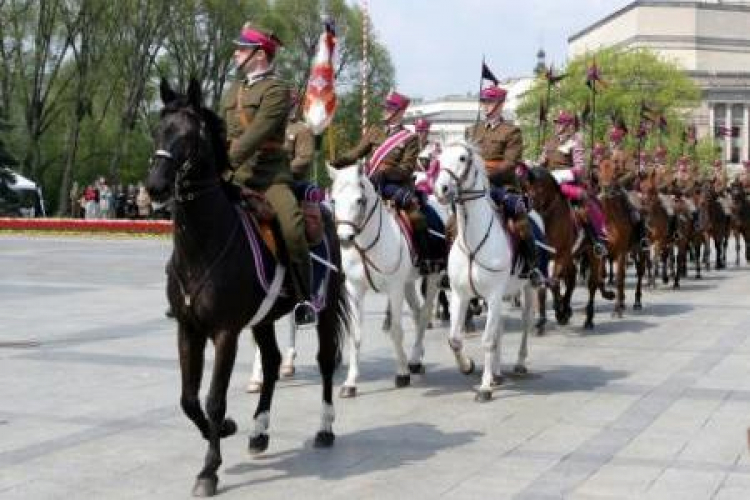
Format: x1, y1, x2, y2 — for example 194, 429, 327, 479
234, 23, 282, 57
384, 91, 410, 112
479, 85, 507, 103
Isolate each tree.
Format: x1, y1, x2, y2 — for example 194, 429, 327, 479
516, 47, 702, 162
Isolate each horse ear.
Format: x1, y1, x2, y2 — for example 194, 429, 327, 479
187, 78, 202, 108
326, 163, 337, 181
160, 78, 177, 105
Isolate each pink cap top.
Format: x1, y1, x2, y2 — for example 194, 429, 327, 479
414, 118, 430, 132
235, 24, 282, 57
479, 85, 507, 102
384, 91, 410, 112
554, 110, 575, 126
609, 126, 626, 142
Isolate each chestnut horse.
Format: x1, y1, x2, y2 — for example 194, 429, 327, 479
597, 159, 648, 316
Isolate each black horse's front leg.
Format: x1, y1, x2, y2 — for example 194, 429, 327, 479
248, 324, 281, 455
178, 325, 210, 439
193, 330, 239, 497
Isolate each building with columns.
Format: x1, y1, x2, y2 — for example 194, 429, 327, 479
569, 0, 750, 167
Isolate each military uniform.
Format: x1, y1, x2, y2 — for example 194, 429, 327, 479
223, 71, 311, 302
285, 118, 315, 181
466, 119, 523, 189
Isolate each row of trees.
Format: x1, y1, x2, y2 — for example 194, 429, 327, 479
0, 0, 395, 215
516, 47, 720, 169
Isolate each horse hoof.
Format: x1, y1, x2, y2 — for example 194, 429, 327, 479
408, 363, 425, 375
248, 433, 269, 455
192, 476, 218, 497
461, 359, 475, 376
314, 430, 336, 448
475, 390, 492, 402
339, 386, 357, 398
584, 320, 594, 330
492, 374, 505, 386
513, 365, 528, 376
245, 381, 262, 393
381, 319, 391, 331
633, 303, 643, 311
220, 418, 237, 438
426, 321, 434, 330
280, 364, 295, 378
395, 374, 411, 388
602, 290, 616, 301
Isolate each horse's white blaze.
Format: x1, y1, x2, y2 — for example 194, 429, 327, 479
437, 141, 535, 396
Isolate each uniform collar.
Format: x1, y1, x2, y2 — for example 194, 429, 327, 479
485, 115, 504, 129
386, 123, 404, 134
245, 67, 275, 86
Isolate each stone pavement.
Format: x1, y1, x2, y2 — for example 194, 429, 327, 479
1, 234, 750, 499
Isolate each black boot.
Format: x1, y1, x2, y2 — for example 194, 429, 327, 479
519, 233, 544, 288
290, 264, 317, 327
636, 219, 650, 251
585, 222, 608, 257
691, 210, 700, 232
668, 214, 677, 241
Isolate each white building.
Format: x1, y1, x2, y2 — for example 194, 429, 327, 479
569, 0, 750, 166
404, 78, 535, 145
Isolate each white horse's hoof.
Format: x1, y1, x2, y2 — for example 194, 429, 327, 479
245, 381, 262, 393
461, 359, 475, 376
339, 386, 357, 398
408, 362, 426, 375
492, 374, 505, 386
280, 364, 295, 378
513, 365, 528, 376
475, 389, 492, 402
395, 374, 411, 388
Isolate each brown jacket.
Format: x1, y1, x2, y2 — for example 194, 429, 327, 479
285, 119, 315, 181
333, 124, 419, 186
610, 147, 637, 190
466, 119, 523, 187
222, 74, 291, 189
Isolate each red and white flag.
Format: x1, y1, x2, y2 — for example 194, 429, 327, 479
303, 20, 337, 135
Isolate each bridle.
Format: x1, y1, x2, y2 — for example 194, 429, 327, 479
333, 180, 404, 292
443, 143, 507, 296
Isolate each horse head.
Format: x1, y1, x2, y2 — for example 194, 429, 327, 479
327, 162, 376, 246
597, 158, 616, 190
147, 78, 228, 204
525, 166, 562, 212
434, 141, 487, 205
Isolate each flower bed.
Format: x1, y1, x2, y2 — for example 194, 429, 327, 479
0, 218, 173, 235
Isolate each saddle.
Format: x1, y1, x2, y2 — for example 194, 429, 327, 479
239, 186, 325, 255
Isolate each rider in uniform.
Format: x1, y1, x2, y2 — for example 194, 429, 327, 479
330, 91, 432, 274
539, 110, 607, 255
607, 124, 650, 250
466, 84, 544, 285
222, 23, 316, 325
285, 91, 315, 182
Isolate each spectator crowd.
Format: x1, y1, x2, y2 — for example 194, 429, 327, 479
68, 177, 171, 220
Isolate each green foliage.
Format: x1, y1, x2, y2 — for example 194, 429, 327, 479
0, 0, 395, 212
517, 47, 705, 161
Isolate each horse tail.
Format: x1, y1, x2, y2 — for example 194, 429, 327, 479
317, 207, 351, 369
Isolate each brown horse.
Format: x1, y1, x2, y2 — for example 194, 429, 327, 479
729, 182, 750, 264
597, 159, 647, 316
640, 169, 678, 288
526, 167, 612, 331
698, 181, 730, 270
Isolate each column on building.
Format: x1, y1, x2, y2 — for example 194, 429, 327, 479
744, 103, 749, 163
725, 104, 732, 163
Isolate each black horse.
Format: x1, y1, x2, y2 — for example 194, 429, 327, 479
147, 78, 349, 497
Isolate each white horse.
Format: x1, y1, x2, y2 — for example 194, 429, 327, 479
433, 141, 534, 402
328, 163, 441, 397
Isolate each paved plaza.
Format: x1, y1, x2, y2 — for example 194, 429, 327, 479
1, 235, 750, 499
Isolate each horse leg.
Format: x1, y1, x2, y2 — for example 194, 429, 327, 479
248, 324, 280, 456
280, 316, 296, 378
477, 292, 504, 402
178, 325, 210, 439
408, 275, 438, 374
246, 344, 263, 393
340, 286, 364, 398
536, 286, 547, 336
382, 302, 392, 332
193, 330, 239, 497
561, 264, 576, 324
661, 244, 669, 285
735, 231, 741, 266
437, 289, 450, 322
694, 239, 703, 279
313, 294, 342, 448
585, 254, 598, 330
448, 292, 473, 375
388, 288, 411, 388
614, 253, 626, 317
513, 283, 533, 374
634, 250, 645, 310
607, 257, 615, 285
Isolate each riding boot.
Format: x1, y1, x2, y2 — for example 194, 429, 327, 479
691, 210, 700, 232
516, 215, 544, 287
408, 206, 431, 275
636, 218, 650, 251
668, 214, 677, 241
585, 222, 608, 257
289, 263, 317, 327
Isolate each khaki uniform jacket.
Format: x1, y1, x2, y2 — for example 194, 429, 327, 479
610, 147, 637, 190
466, 119, 523, 187
223, 74, 291, 190
334, 124, 419, 187
285, 119, 315, 181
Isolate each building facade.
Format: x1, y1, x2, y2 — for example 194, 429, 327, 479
569, 0, 750, 166
404, 78, 534, 145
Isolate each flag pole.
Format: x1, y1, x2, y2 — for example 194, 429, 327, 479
474, 55, 485, 131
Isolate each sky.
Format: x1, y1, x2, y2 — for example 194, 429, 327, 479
365, 0, 634, 99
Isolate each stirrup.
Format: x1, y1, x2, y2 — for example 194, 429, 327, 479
293, 301, 317, 327
593, 241, 608, 258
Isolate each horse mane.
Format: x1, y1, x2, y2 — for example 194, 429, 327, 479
528, 166, 563, 198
